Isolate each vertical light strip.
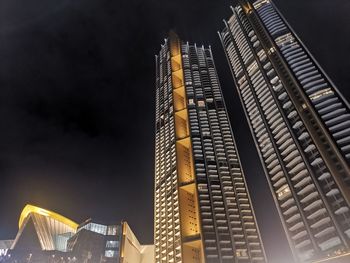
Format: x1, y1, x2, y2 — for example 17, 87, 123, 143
169, 33, 204, 263
119, 222, 126, 262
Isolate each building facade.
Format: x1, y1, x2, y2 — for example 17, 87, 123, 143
0, 240, 13, 262
7, 205, 79, 262
2, 205, 153, 263
11, 204, 78, 254
68, 220, 155, 263
67, 219, 122, 263
219, 0, 350, 262
154, 32, 266, 263
119, 222, 154, 263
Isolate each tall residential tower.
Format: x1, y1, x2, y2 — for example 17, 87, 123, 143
219, 0, 350, 262
154, 33, 266, 263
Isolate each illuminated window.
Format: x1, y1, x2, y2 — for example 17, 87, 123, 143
277, 185, 291, 200
106, 241, 119, 248
238, 76, 246, 86
105, 250, 118, 258
247, 61, 258, 75
188, 99, 195, 105
275, 33, 295, 47
198, 100, 205, 107
79, 223, 107, 235
309, 88, 333, 101
268, 47, 276, 54
107, 225, 118, 235
253, 0, 270, 9
203, 131, 210, 137
236, 249, 248, 258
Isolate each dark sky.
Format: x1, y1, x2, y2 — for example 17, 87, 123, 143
0, 0, 349, 262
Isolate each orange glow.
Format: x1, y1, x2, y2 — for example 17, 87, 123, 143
19, 204, 78, 230
243, 2, 253, 14
172, 70, 184, 89
173, 87, 186, 112
175, 110, 189, 139
169, 32, 204, 263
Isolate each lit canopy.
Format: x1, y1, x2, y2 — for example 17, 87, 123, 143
12, 204, 78, 251
19, 204, 78, 230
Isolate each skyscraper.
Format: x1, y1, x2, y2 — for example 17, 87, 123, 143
219, 0, 350, 262
154, 32, 266, 263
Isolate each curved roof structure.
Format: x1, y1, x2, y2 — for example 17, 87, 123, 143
12, 204, 78, 251
19, 204, 78, 230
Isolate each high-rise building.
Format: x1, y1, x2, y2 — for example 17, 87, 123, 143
219, 1, 350, 262
154, 32, 266, 263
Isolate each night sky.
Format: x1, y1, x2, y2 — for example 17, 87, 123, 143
0, 0, 349, 262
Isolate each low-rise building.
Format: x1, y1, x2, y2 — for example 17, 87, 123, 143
0, 205, 153, 263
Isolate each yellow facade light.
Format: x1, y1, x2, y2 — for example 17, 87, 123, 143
243, 2, 253, 14
169, 32, 204, 263
18, 204, 78, 230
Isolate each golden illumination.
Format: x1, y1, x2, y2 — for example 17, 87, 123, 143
175, 110, 190, 139
172, 70, 184, 89
243, 2, 253, 14
171, 54, 182, 71
179, 185, 199, 237
176, 138, 194, 184
173, 87, 186, 112
169, 31, 181, 57
169, 32, 204, 263
183, 240, 203, 263
19, 204, 78, 230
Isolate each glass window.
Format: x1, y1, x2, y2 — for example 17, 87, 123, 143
236, 249, 247, 258
105, 250, 118, 258
79, 223, 107, 235
197, 100, 205, 107
276, 185, 291, 200
106, 241, 119, 248
107, 225, 118, 236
